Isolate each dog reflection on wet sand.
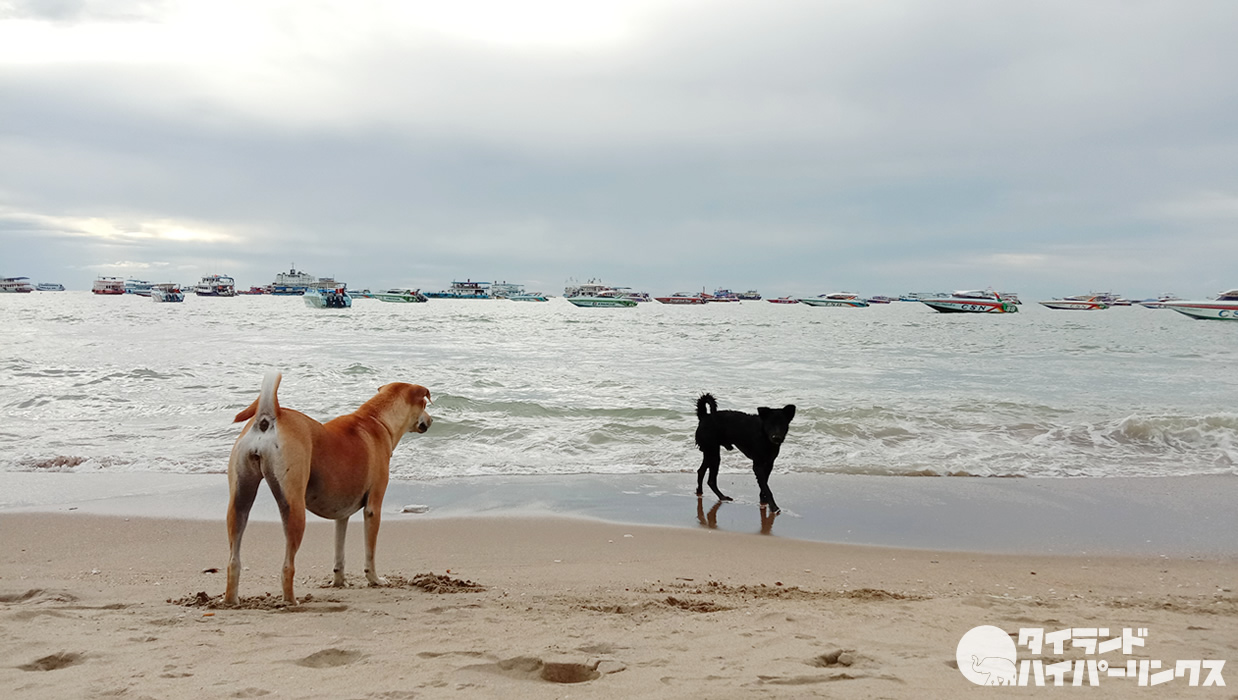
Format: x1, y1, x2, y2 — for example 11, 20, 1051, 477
696, 499, 778, 535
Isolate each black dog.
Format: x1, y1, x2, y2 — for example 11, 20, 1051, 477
694, 393, 796, 513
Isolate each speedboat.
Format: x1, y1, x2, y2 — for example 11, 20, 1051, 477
737, 290, 762, 301
655, 293, 707, 305
304, 287, 352, 309
799, 292, 870, 308
372, 289, 428, 303
1138, 294, 1182, 309
92, 276, 126, 295
36, 282, 65, 291
564, 280, 638, 307
710, 289, 742, 302
1038, 294, 1110, 311
866, 295, 895, 304
1162, 289, 1238, 320
0, 276, 36, 293
766, 296, 800, 304
151, 283, 185, 303
920, 290, 1019, 314
508, 292, 549, 302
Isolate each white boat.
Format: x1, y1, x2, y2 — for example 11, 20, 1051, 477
125, 279, 154, 296
0, 276, 36, 293
426, 280, 491, 299
1138, 294, 1182, 309
92, 276, 126, 295
509, 292, 549, 302
151, 283, 185, 303
372, 289, 427, 303
564, 280, 639, 307
920, 290, 1019, 314
304, 287, 352, 308
1162, 289, 1238, 320
195, 274, 236, 297
36, 282, 65, 291
1038, 294, 1110, 311
798, 292, 870, 308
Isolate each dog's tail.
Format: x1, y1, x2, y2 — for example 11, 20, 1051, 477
233, 372, 282, 433
696, 393, 717, 420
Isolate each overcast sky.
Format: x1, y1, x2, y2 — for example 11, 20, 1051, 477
2, 0, 1236, 298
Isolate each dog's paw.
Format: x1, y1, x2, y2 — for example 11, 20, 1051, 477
367, 576, 389, 587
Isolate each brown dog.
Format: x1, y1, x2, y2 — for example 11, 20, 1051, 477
225, 372, 432, 605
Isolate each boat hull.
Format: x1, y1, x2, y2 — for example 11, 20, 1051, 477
1038, 300, 1109, 311
1162, 301, 1238, 320
799, 298, 869, 308
921, 299, 1017, 313
655, 296, 706, 305
566, 296, 637, 308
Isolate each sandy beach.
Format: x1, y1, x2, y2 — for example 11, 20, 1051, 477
2, 474, 1237, 698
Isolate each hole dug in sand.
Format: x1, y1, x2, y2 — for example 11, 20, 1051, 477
467, 656, 608, 684
296, 649, 364, 668
19, 652, 84, 672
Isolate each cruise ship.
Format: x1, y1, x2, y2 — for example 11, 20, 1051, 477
271, 265, 342, 295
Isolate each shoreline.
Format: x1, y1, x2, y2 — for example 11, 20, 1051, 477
2, 471, 1235, 557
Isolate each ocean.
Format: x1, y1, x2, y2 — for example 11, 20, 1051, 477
2, 292, 1235, 482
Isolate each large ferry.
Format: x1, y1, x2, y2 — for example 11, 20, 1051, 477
1162, 289, 1238, 320
92, 276, 126, 295
270, 265, 341, 295
426, 280, 492, 299
195, 274, 236, 297
1, 276, 36, 293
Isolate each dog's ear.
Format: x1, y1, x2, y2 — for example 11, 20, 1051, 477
784, 404, 796, 421
410, 384, 432, 408
758, 406, 771, 418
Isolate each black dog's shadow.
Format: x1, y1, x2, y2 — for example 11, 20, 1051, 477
696, 497, 779, 536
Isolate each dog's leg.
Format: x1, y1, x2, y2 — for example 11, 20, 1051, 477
225, 467, 262, 605
264, 470, 307, 604
697, 447, 731, 502
754, 460, 779, 514
362, 486, 388, 586
333, 518, 349, 587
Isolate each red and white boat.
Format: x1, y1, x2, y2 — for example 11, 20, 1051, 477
0, 276, 36, 293
766, 296, 800, 304
1162, 289, 1238, 320
92, 276, 126, 295
655, 293, 707, 305
920, 290, 1018, 314
1038, 294, 1110, 311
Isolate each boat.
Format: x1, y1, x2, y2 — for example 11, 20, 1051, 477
566, 293, 637, 308
92, 276, 126, 295
508, 292, 549, 302
195, 274, 236, 297
372, 289, 428, 303
623, 291, 653, 303
35, 282, 65, 291
737, 290, 762, 301
304, 287, 352, 309
0, 276, 36, 293
919, 290, 1019, 314
866, 295, 895, 304
1162, 289, 1238, 320
425, 280, 492, 299
766, 296, 800, 304
124, 279, 154, 296
655, 293, 707, 305
151, 283, 185, 303
799, 292, 870, 308
710, 289, 742, 302
564, 280, 639, 307
1138, 294, 1182, 309
238, 286, 269, 295
1038, 294, 1110, 311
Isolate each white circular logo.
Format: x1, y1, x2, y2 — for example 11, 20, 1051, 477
957, 625, 1018, 686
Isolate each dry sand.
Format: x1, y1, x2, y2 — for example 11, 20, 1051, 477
2, 511, 1236, 698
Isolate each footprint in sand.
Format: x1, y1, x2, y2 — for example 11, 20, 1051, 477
19, 652, 84, 672
462, 656, 622, 684
295, 649, 363, 668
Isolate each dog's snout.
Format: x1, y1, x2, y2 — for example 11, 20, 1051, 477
417, 413, 433, 433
